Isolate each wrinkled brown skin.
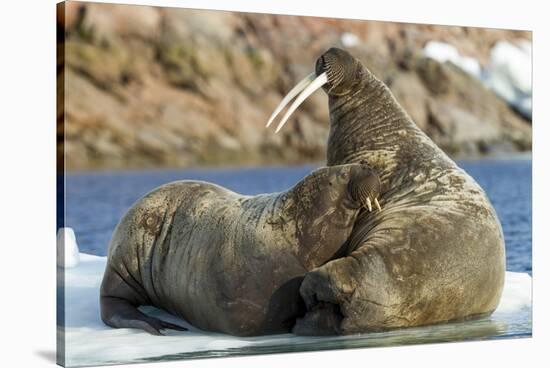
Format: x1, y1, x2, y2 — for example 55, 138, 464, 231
100, 163, 380, 336
293, 48, 505, 335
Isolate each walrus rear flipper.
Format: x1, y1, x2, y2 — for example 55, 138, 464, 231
100, 264, 187, 336
100, 296, 187, 335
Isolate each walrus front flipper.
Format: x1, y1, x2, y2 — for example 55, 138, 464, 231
101, 296, 187, 335
100, 264, 187, 335
292, 267, 345, 336
293, 302, 342, 336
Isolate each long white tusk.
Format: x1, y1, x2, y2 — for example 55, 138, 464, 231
374, 198, 382, 211
266, 72, 316, 128
275, 72, 328, 133
366, 197, 372, 212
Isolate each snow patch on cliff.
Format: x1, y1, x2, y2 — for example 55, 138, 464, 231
423, 40, 532, 119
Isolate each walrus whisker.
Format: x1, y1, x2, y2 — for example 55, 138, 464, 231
266, 72, 316, 128
274, 72, 328, 133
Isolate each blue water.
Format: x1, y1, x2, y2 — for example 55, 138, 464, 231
65, 158, 531, 273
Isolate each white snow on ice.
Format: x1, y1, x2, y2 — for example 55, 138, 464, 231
423, 40, 532, 119
59, 252, 532, 367
57, 227, 80, 268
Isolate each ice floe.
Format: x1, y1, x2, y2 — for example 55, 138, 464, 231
58, 251, 532, 367
494, 271, 532, 313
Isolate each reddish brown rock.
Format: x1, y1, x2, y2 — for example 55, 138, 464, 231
58, 2, 532, 170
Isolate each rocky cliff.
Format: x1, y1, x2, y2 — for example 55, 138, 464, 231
57, 2, 532, 170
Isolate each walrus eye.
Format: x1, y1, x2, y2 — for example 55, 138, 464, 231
266, 72, 328, 133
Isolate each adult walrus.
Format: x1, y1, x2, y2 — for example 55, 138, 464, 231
267, 47, 505, 335
100, 163, 382, 336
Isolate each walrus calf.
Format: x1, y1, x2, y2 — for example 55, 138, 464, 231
268, 48, 505, 335
100, 163, 381, 336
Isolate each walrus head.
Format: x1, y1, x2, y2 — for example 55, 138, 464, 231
266, 47, 362, 133
348, 163, 382, 212
267, 47, 429, 181
315, 47, 363, 96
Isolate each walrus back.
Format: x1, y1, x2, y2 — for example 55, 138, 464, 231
102, 180, 236, 306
